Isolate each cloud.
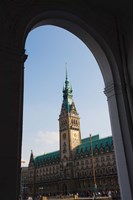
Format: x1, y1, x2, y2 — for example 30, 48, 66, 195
34, 130, 59, 155
21, 157, 29, 167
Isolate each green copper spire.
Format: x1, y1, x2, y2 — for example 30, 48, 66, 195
63, 65, 73, 112
66, 63, 68, 81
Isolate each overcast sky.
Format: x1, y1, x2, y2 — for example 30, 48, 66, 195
21, 25, 112, 166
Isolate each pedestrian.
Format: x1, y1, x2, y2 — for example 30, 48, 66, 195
28, 197, 33, 200
108, 190, 112, 197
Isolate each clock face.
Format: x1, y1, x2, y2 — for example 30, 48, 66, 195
73, 132, 78, 139
72, 132, 79, 144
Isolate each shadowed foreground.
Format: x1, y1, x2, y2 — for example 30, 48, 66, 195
42, 196, 112, 200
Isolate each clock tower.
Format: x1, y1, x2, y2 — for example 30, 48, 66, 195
59, 68, 81, 163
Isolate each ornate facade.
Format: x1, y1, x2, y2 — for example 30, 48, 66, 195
21, 167, 29, 199
27, 71, 119, 198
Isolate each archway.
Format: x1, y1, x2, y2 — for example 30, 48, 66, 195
63, 184, 67, 196
0, 3, 132, 200
21, 11, 132, 200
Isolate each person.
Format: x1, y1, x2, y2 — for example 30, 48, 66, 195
92, 192, 96, 200
18, 195, 21, 200
108, 190, 112, 197
28, 197, 33, 200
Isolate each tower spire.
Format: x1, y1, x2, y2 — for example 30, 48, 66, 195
66, 62, 68, 81
59, 65, 81, 161
63, 64, 73, 112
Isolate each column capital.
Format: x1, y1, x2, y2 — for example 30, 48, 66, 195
0, 43, 27, 63
104, 83, 122, 99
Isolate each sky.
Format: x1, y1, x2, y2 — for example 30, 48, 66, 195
21, 25, 112, 166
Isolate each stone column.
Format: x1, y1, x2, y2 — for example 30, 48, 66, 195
0, 45, 26, 200
105, 83, 133, 200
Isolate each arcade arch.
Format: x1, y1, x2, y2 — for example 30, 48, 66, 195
0, 4, 133, 200
20, 11, 132, 200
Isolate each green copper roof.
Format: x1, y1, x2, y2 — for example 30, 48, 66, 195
81, 135, 99, 144
34, 150, 60, 165
76, 134, 113, 154
63, 67, 73, 112
33, 135, 113, 165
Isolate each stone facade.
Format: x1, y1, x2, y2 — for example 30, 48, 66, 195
21, 167, 29, 199
27, 72, 119, 198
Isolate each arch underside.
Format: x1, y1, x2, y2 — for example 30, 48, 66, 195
20, 10, 133, 199
0, 2, 133, 200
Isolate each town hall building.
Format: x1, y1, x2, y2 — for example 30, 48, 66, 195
27, 70, 119, 198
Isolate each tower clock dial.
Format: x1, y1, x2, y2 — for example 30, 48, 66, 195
72, 132, 79, 146
73, 132, 78, 139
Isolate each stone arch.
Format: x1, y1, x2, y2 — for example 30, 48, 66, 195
22, 10, 118, 87
21, 12, 133, 199
0, 3, 132, 200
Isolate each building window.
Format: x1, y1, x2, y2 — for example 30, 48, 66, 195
76, 161, 79, 166
106, 156, 110, 161
101, 156, 105, 162
81, 160, 84, 165
95, 157, 99, 163
85, 159, 88, 164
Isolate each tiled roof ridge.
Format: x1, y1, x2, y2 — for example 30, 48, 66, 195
34, 150, 60, 158
76, 134, 113, 155
33, 135, 113, 163
81, 135, 113, 146
81, 134, 112, 141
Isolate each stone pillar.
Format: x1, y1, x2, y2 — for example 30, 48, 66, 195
0, 45, 26, 200
105, 83, 133, 200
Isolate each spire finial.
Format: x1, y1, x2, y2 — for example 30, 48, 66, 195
30, 149, 34, 159
65, 62, 68, 81
62, 63, 73, 112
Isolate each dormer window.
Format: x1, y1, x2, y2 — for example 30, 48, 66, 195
100, 143, 104, 153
